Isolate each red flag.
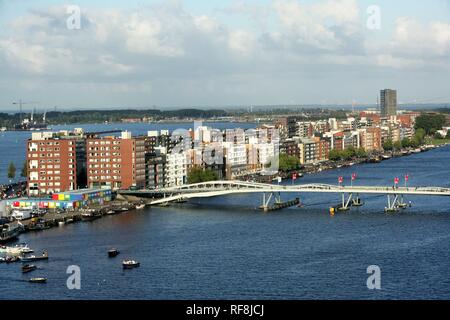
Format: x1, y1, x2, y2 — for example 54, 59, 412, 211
351, 173, 357, 181
338, 176, 343, 184
394, 177, 399, 184
405, 174, 409, 182
292, 173, 297, 180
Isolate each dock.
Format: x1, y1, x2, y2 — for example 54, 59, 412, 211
260, 198, 300, 212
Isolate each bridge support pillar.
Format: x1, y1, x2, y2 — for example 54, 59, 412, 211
337, 193, 353, 211
261, 193, 274, 212
385, 194, 400, 213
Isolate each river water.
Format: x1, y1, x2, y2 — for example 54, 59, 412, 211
1, 123, 450, 299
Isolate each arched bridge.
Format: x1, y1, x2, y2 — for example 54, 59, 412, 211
118, 181, 450, 212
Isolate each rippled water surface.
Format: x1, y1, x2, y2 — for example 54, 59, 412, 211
1, 125, 450, 299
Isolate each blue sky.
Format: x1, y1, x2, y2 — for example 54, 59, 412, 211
1, 0, 450, 109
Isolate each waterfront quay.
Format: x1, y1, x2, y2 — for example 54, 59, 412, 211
1, 187, 143, 241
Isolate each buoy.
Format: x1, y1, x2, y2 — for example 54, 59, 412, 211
330, 207, 335, 216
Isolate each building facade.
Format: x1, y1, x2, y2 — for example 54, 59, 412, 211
380, 89, 397, 117
86, 132, 145, 190
27, 132, 86, 196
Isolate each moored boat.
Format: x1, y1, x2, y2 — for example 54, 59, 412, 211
5, 256, 20, 263
22, 264, 37, 273
81, 210, 101, 221
122, 259, 140, 269
21, 251, 48, 262
135, 204, 145, 210
0, 219, 21, 243
108, 248, 120, 257
29, 277, 47, 283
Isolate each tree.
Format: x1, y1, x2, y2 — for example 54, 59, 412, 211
328, 149, 341, 161
187, 168, 218, 184
414, 128, 426, 145
341, 148, 354, 161
393, 141, 402, 150
401, 138, 411, 148
414, 114, 446, 135
410, 136, 421, 148
355, 148, 367, 158
7, 161, 16, 182
383, 139, 393, 151
278, 154, 300, 172
21, 161, 28, 179
446, 131, 450, 139
435, 132, 443, 140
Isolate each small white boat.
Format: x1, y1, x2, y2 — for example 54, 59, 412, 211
122, 259, 140, 269
135, 204, 145, 210
29, 277, 47, 283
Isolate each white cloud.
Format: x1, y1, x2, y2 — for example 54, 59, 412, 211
390, 17, 450, 57
271, 0, 361, 51
1, 0, 450, 107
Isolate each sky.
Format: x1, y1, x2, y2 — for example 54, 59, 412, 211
1, 0, 450, 111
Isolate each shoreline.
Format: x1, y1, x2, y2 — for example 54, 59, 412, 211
240, 143, 450, 184
1, 142, 449, 245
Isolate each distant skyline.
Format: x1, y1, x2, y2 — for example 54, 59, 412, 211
1, 0, 450, 110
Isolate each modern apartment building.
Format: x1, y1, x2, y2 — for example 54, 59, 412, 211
27, 131, 86, 196
380, 89, 397, 117
86, 132, 145, 190
359, 127, 382, 152
223, 142, 247, 179
145, 152, 166, 189
298, 138, 316, 165
165, 151, 189, 187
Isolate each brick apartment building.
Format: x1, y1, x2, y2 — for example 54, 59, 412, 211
27, 130, 146, 195
27, 131, 86, 196
86, 132, 146, 190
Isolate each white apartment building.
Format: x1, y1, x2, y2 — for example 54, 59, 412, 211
223, 142, 247, 178
165, 151, 189, 187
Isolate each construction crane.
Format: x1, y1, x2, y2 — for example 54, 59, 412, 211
12, 100, 39, 124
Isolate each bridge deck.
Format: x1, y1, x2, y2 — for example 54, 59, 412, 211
118, 181, 450, 206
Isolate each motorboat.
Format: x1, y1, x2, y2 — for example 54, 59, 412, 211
81, 210, 101, 221
14, 243, 34, 254
135, 204, 145, 210
122, 259, 140, 269
11, 209, 32, 221
0, 243, 32, 255
108, 248, 120, 258
22, 264, 37, 273
5, 256, 20, 263
21, 251, 49, 262
29, 277, 47, 283
0, 219, 21, 243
